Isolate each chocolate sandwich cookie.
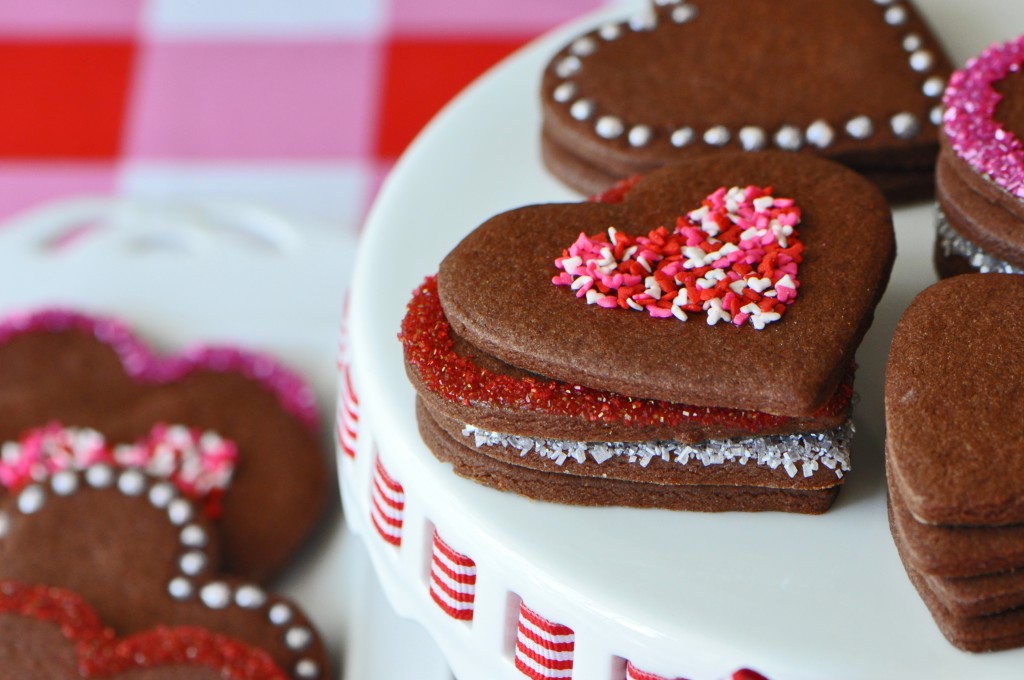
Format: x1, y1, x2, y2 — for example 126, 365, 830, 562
935, 35, 1024, 278
402, 152, 895, 514
887, 274, 1024, 652
0, 463, 328, 678
0, 310, 327, 582
541, 0, 951, 203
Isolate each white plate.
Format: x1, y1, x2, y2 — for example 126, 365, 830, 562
344, 2, 1024, 679
0, 197, 451, 680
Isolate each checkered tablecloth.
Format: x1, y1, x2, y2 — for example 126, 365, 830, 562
0, 0, 624, 232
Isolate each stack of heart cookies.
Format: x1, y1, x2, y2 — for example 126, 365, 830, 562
887, 274, 1024, 652
403, 151, 895, 514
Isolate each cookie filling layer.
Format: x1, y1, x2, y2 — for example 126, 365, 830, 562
463, 420, 852, 479
936, 208, 1024, 274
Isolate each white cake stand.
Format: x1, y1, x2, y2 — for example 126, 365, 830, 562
340, 2, 1024, 678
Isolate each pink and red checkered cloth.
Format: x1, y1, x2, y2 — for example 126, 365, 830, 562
0, 0, 616, 229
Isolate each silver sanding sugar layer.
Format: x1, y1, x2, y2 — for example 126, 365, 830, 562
463, 421, 853, 479
936, 208, 1024, 274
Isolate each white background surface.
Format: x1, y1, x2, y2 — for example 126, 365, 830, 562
347, 1, 1024, 678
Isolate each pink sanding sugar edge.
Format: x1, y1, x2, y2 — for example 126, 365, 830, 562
943, 35, 1024, 199
0, 309, 319, 431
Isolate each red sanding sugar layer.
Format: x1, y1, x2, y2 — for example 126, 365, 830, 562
0, 580, 286, 679
400, 276, 851, 432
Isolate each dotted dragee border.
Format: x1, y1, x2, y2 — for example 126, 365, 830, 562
549, 0, 945, 152
0, 465, 321, 680
935, 207, 1024, 274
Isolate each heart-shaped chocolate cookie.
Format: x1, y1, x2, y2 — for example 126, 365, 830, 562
887, 274, 1024, 526
0, 310, 326, 582
405, 152, 892, 514
0, 581, 288, 679
887, 274, 1024, 652
935, 35, 1024, 277
0, 463, 327, 678
541, 0, 951, 202
439, 152, 893, 417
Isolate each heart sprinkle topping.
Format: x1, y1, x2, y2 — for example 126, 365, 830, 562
552, 185, 802, 328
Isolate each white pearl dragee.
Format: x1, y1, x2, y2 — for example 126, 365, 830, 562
891, 112, 922, 139
550, 0, 943, 152
628, 124, 652, 147
0, 463, 320, 679
774, 125, 803, 151
51, 470, 79, 496
85, 464, 114, 489
17, 485, 45, 515
846, 115, 875, 140
236, 584, 268, 609
739, 126, 767, 151
703, 125, 730, 146
553, 82, 576, 103
806, 119, 835, 148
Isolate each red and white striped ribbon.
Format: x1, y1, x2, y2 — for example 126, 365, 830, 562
429, 530, 477, 621
515, 603, 574, 680
625, 661, 684, 680
336, 363, 359, 459
335, 293, 359, 460
370, 457, 404, 546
